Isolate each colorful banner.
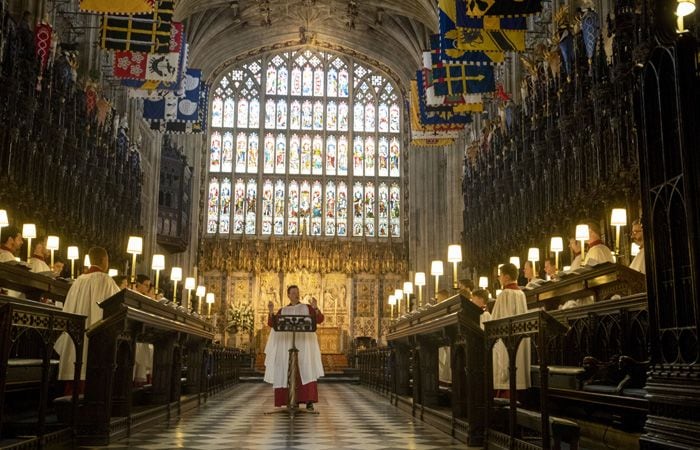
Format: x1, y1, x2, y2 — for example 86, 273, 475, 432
114, 23, 185, 86
149, 83, 209, 134
80, 0, 154, 14
431, 61, 495, 96
34, 22, 52, 74
460, 0, 542, 17
436, 12, 505, 64
100, 0, 173, 53
413, 78, 472, 126
421, 53, 483, 113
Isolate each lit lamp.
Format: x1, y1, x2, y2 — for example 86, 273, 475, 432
185, 277, 196, 311
677, 0, 696, 16
509, 256, 521, 269
22, 224, 36, 261
631, 243, 640, 257
528, 247, 540, 275
550, 236, 564, 270
447, 245, 462, 289
403, 281, 413, 312
83, 255, 91, 270
108, 269, 118, 277
46, 235, 59, 269
151, 254, 165, 295
67, 246, 79, 279
126, 236, 143, 285
0, 210, 8, 241
394, 289, 403, 315
388, 295, 397, 320
206, 292, 215, 317
431, 260, 443, 300
575, 224, 589, 261
414, 272, 426, 307
196, 286, 206, 315
170, 267, 182, 304
479, 276, 489, 289
610, 208, 627, 256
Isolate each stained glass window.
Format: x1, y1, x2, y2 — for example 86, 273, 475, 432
206, 51, 402, 239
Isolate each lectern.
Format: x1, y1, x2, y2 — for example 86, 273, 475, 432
265, 314, 319, 415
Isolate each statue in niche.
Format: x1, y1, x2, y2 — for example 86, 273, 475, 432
323, 288, 337, 311
339, 285, 347, 309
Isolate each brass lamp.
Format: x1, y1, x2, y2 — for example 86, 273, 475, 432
509, 256, 521, 269
394, 288, 403, 315
196, 285, 206, 315
206, 292, 215, 318
22, 224, 36, 261
151, 254, 165, 295
430, 260, 443, 300
403, 281, 413, 312
46, 235, 59, 270
67, 246, 79, 279
550, 236, 563, 270
575, 224, 589, 261
185, 277, 196, 311
414, 272, 426, 307
127, 236, 143, 285
170, 267, 182, 304
610, 208, 627, 256
528, 248, 540, 275
388, 294, 397, 320
447, 245, 462, 289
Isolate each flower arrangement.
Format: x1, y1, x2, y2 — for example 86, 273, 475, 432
226, 303, 255, 334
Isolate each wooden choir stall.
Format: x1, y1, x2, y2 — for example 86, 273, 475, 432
386, 294, 486, 446
76, 289, 214, 445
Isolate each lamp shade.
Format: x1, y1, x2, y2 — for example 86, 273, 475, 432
127, 236, 143, 254
414, 272, 426, 286
563, 265, 571, 271
206, 292, 215, 304
550, 236, 564, 252
575, 224, 590, 241
509, 256, 521, 269
22, 224, 36, 239
108, 269, 118, 277
84, 255, 91, 267
170, 267, 182, 282
430, 260, 444, 276
196, 285, 206, 297
46, 235, 60, 251
677, 0, 696, 16
151, 254, 165, 270
479, 276, 489, 288
528, 247, 540, 262
611, 208, 627, 226
403, 281, 413, 295
394, 288, 403, 299
388, 295, 397, 306
447, 244, 462, 263
631, 243, 641, 257
67, 246, 79, 260
0, 210, 8, 227
185, 277, 196, 290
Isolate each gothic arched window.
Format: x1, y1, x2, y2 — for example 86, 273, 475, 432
207, 49, 402, 239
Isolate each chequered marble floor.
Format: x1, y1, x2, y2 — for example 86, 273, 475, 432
88, 383, 473, 450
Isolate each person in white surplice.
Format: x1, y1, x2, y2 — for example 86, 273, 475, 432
53, 247, 120, 395
264, 285, 324, 410
491, 263, 531, 398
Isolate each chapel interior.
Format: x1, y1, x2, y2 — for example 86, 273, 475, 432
0, 0, 698, 448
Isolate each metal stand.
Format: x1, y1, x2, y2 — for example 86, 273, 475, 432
265, 314, 319, 416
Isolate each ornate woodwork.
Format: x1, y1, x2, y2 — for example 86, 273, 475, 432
0, 297, 85, 440
636, 7, 700, 447
387, 294, 486, 445
157, 137, 193, 253
0, 264, 70, 302
0, 11, 141, 262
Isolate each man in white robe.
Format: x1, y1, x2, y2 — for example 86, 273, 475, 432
54, 247, 120, 393
629, 220, 645, 274
472, 289, 493, 329
264, 285, 324, 410
27, 237, 52, 274
583, 221, 614, 266
0, 225, 23, 263
491, 263, 530, 396
568, 238, 582, 270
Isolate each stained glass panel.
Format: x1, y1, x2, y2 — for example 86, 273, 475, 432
390, 183, 400, 237
313, 68, 324, 96
261, 180, 273, 235
276, 99, 287, 129
274, 180, 285, 235
378, 103, 388, 132
220, 178, 231, 234
224, 98, 235, 127
210, 132, 221, 172
337, 182, 348, 236
326, 101, 337, 131
212, 97, 223, 127
263, 133, 275, 173
353, 103, 364, 132
338, 102, 348, 131
291, 68, 302, 95
249, 99, 260, 128
233, 179, 245, 234
266, 66, 276, 94
389, 138, 400, 177
311, 181, 322, 235
325, 181, 336, 236
338, 136, 348, 176
301, 100, 312, 130
277, 66, 288, 95
207, 178, 219, 233
289, 134, 300, 174
378, 137, 389, 177
364, 182, 375, 237
352, 182, 363, 236
353, 136, 364, 176
288, 180, 299, 235
222, 132, 234, 172
300, 135, 312, 175
235, 132, 247, 173
339, 69, 349, 97
245, 179, 257, 234
365, 136, 375, 177
275, 134, 286, 174
300, 180, 311, 232
327, 69, 338, 97
364, 103, 375, 132
290, 100, 301, 130
326, 135, 337, 175
265, 99, 275, 129
237, 99, 248, 128
247, 133, 259, 173
389, 103, 400, 132
302, 66, 313, 96
312, 135, 323, 175
378, 183, 389, 237
313, 101, 323, 130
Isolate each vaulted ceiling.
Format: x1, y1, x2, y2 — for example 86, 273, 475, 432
175, 0, 437, 87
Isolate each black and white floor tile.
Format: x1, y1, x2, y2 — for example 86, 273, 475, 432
86, 383, 473, 450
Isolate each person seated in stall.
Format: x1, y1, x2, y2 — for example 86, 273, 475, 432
471, 288, 493, 329
629, 219, 645, 274
491, 263, 530, 398
134, 274, 152, 297
458, 278, 474, 299
583, 221, 614, 266
543, 257, 558, 280
523, 260, 544, 288
0, 225, 23, 262
112, 275, 129, 290
27, 236, 51, 274
54, 247, 120, 395
52, 256, 66, 278
568, 238, 582, 270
